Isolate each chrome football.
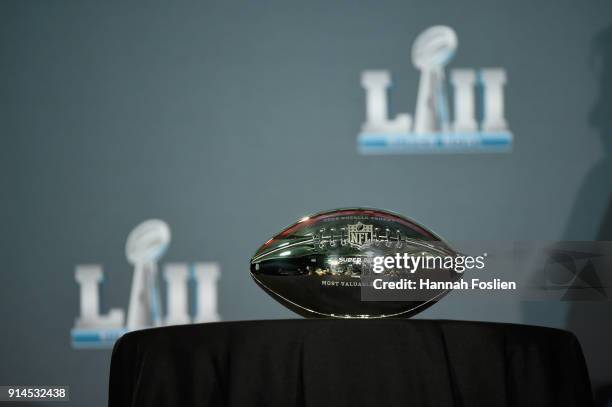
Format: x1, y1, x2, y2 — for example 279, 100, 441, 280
250, 208, 459, 319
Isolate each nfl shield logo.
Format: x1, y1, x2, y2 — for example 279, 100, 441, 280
348, 222, 374, 248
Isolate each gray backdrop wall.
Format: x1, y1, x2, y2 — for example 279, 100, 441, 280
2, 0, 612, 405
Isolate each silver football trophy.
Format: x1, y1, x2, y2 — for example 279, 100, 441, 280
250, 208, 459, 318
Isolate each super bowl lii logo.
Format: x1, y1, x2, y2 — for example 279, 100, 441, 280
71, 219, 221, 348
358, 25, 512, 154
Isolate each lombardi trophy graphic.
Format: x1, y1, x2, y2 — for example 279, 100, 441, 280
412, 25, 457, 134
125, 219, 170, 330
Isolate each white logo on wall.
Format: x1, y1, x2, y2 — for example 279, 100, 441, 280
71, 219, 221, 348
358, 25, 512, 154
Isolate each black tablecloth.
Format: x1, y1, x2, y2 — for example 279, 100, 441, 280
108, 319, 593, 407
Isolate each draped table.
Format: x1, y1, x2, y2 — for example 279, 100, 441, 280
109, 319, 593, 406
